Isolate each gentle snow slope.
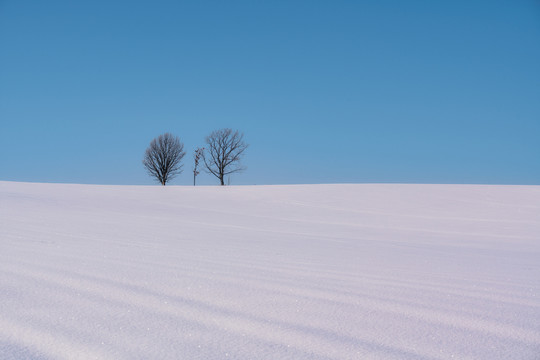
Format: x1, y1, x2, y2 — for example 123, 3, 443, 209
1, 182, 539, 360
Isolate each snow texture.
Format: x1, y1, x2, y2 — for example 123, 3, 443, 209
1, 181, 539, 360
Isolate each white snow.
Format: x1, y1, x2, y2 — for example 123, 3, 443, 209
1, 181, 539, 360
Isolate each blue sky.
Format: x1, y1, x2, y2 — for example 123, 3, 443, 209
1, 0, 539, 185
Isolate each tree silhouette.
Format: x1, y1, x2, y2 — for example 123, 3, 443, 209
203, 128, 248, 185
143, 133, 185, 185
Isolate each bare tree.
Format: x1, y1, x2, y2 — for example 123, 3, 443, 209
203, 128, 248, 185
193, 147, 204, 186
143, 133, 186, 185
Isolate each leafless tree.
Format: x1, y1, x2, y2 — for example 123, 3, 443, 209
203, 128, 248, 185
143, 133, 185, 185
193, 147, 204, 186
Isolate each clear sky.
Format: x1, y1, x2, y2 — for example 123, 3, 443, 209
1, 0, 539, 185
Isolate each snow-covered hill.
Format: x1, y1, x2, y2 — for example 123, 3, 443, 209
1, 181, 539, 360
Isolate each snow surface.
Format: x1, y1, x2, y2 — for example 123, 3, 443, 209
1, 181, 539, 360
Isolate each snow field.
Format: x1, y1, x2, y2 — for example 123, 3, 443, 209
1, 182, 539, 359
